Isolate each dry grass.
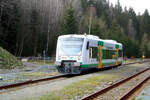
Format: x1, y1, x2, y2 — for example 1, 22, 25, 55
27, 74, 118, 100
20, 72, 58, 77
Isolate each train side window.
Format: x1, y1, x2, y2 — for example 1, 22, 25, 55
86, 41, 89, 50
103, 50, 110, 59
89, 48, 92, 58
92, 47, 97, 58
103, 50, 115, 59
119, 50, 123, 57
89, 47, 97, 58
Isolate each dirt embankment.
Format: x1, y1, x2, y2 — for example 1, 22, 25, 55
0, 47, 23, 69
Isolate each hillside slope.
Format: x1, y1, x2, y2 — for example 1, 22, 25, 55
0, 47, 23, 69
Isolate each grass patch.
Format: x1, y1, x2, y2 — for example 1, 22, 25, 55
123, 59, 142, 64
20, 72, 45, 77
20, 72, 59, 78
27, 74, 118, 100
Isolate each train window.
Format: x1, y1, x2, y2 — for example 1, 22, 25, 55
86, 41, 89, 50
92, 47, 97, 58
119, 50, 123, 57
102, 50, 123, 59
103, 50, 109, 59
89, 47, 97, 58
103, 50, 116, 59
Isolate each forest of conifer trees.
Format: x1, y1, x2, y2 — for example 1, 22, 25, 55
0, 0, 150, 58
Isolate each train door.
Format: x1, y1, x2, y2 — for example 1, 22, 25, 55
87, 40, 99, 67
115, 44, 119, 65
98, 41, 103, 69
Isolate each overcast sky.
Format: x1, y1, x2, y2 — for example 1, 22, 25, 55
109, 0, 150, 15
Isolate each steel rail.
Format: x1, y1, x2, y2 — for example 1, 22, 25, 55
119, 75, 150, 100
0, 74, 66, 90
81, 67, 150, 100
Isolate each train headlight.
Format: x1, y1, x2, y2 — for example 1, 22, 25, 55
74, 62, 80, 66
55, 62, 61, 66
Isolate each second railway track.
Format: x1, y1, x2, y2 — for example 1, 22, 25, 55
81, 66, 150, 100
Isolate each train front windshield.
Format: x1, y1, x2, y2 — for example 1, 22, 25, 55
58, 37, 84, 56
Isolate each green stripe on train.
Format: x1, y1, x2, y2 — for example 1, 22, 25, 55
115, 44, 119, 48
80, 61, 122, 68
80, 63, 98, 68
98, 41, 104, 46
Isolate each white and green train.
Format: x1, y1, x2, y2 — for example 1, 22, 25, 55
55, 34, 123, 74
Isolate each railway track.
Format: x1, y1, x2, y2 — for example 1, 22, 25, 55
119, 73, 150, 100
0, 74, 66, 90
123, 60, 148, 65
81, 67, 150, 100
0, 60, 149, 91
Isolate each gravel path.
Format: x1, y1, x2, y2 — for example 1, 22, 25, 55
0, 62, 41, 74
0, 62, 58, 86
0, 62, 149, 100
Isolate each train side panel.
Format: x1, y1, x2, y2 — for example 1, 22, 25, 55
80, 40, 123, 69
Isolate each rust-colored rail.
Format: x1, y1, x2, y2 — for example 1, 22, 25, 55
81, 67, 150, 100
119, 75, 150, 100
0, 74, 65, 90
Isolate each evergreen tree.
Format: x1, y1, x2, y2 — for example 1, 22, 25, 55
29, 8, 40, 56
108, 18, 122, 41
128, 8, 139, 37
91, 18, 105, 38
1, 0, 150, 58
62, 6, 78, 34
115, 0, 122, 25
80, 15, 90, 34
141, 33, 150, 57
140, 9, 150, 37
81, 0, 88, 11
3, 0, 21, 55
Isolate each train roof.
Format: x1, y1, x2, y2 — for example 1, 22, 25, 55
58, 34, 100, 39
58, 34, 122, 45
102, 40, 122, 46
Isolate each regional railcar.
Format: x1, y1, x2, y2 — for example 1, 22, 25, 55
55, 34, 123, 74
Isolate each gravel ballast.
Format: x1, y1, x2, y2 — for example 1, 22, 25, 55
0, 62, 149, 100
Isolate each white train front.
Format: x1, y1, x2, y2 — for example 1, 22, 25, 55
55, 34, 123, 74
